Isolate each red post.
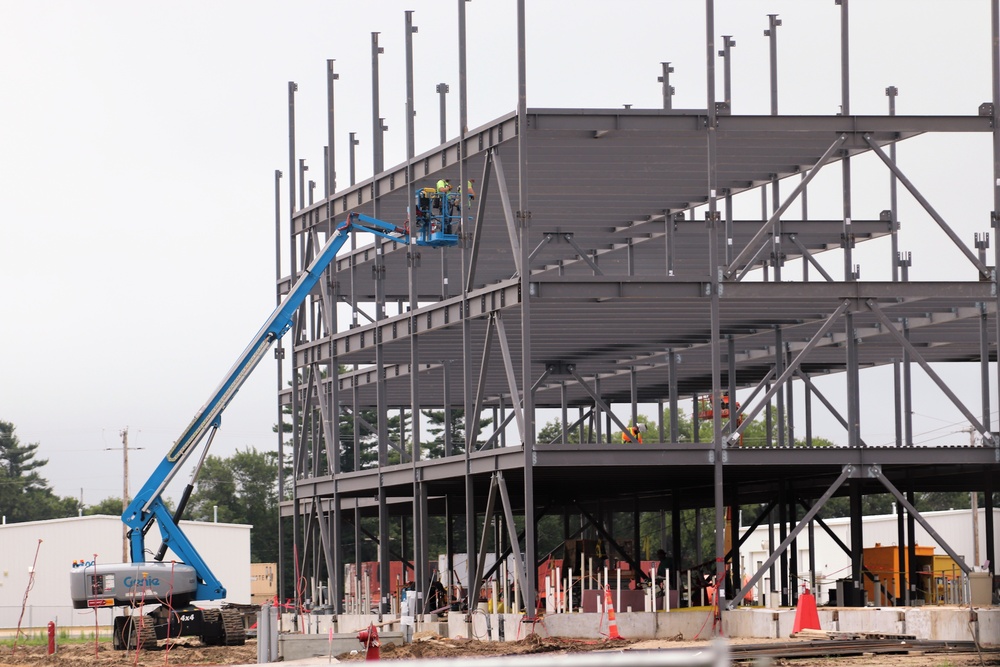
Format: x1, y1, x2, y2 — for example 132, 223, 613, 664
47, 621, 56, 655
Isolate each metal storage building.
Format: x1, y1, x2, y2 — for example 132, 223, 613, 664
0, 516, 250, 630
741, 508, 1000, 606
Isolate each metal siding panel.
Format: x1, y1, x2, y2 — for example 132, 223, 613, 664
0, 516, 251, 627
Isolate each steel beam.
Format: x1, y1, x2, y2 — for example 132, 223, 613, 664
465, 149, 494, 293
792, 369, 866, 446
495, 472, 530, 606
864, 135, 991, 277
468, 313, 497, 447
729, 300, 849, 444
787, 235, 834, 281
866, 299, 995, 444
728, 465, 853, 609
868, 465, 972, 574
568, 365, 635, 442
726, 136, 846, 279
492, 150, 522, 277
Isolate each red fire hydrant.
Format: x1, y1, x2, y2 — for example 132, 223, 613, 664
47, 621, 56, 655
357, 624, 380, 661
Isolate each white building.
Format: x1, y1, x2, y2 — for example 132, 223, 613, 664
0, 515, 250, 629
740, 507, 997, 605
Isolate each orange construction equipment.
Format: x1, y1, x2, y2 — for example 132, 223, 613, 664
792, 588, 821, 633
697, 393, 737, 419
603, 585, 623, 640
697, 393, 744, 446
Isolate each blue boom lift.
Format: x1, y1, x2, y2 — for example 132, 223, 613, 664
70, 207, 460, 649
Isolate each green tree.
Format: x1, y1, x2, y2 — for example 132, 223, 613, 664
421, 409, 493, 457
187, 447, 280, 563
85, 496, 129, 516
0, 420, 79, 522
537, 418, 600, 444
655, 408, 713, 443
188, 456, 237, 522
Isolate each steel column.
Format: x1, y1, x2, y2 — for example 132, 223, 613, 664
765, 14, 780, 115
659, 62, 674, 110
371, 33, 383, 175
849, 480, 863, 603
287, 80, 301, 619
327, 61, 338, 197
719, 36, 734, 108
992, 0, 1000, 476
516, 0, 538, 616
668, 350, 679, 441
403, 8, 426, 609
705, 0, 726, 625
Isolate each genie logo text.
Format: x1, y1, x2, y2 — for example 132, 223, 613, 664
123, 575, 161, 588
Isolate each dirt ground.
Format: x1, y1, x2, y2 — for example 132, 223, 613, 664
352, 633, 999, 667
0, 638, 258, 667
0, 635, 995, 666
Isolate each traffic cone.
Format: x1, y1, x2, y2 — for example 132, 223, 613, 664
603, 585, 624, 640
792, 589, 821, 634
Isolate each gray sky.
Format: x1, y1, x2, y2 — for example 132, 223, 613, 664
1, 1, 995, 504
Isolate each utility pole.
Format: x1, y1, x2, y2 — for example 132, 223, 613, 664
119, 428, 130, 561
107, 427, 143, 561
120, 428, 130, 514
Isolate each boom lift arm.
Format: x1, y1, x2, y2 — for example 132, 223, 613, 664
71, 208, 457, 646
122, 213, 417, 598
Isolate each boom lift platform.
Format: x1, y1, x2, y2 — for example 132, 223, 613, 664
412, 186, 465, 246
69, 210, 459, 649
697, 392, 745, 447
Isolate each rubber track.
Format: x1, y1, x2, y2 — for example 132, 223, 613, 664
220, 608, 246, 646
133, 619, 158, 651
201, 608, 223, 645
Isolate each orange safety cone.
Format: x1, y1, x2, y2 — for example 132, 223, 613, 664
603, 585, 624, 640
792, 588, 821, 634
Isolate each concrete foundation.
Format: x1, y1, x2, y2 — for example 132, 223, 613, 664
278, 630, 405, 661
275, 607, 1000, 649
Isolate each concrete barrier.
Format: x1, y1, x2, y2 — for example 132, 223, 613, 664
830, 608, 906, 635
976, 608, 1000, 647
723, 608, 793, 639
282, 605, 1000, 646
906, 607, 978, 642
279, 630, 405, 661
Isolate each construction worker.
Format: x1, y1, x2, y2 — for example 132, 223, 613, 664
416, 187, 436, 225
436, 178, 454, 222
621, 424, 643, 444
458, 178, 475, 200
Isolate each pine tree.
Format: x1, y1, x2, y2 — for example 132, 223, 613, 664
0, 421, 78, 521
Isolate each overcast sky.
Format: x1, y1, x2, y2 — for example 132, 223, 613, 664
1, 1, 995, 505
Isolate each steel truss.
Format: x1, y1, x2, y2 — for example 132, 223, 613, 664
273, 1, 1000, 621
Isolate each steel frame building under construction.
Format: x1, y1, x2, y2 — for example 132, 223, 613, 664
274, 1, 1000, 618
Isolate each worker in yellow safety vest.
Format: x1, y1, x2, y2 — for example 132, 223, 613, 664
458, 179, 475, 200
621, 424, 643, 444
436, 178, 452, 193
